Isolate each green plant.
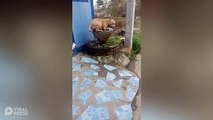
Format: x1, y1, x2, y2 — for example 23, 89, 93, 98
132, 32, 141, 53
108, 36, 122, 44
103, 36, 122, 47
130, 32, 142, 59
130, 50, 136, 60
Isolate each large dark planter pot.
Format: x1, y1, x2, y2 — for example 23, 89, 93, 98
93, 30, 113, 44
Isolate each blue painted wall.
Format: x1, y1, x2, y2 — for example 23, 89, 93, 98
72, 0, 94, 48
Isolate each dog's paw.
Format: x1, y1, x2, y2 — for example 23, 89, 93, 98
95, 29, 103, 32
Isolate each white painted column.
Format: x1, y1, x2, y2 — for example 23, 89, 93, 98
125, 0, 136, 50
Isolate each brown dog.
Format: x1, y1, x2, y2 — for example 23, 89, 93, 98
89, 18, 116, 32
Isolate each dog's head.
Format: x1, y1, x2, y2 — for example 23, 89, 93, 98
109, 19, 116, 28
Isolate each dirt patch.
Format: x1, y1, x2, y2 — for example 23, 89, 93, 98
92, 47, 131, 67
127, 58, 137, 72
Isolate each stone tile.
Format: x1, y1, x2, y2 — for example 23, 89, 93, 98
81, 56, 98, 64
106, 72, 116, 81
115, 104, 133, 120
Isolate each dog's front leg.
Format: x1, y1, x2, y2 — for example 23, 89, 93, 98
103, 23, 107, 31
96, 29, 103, 32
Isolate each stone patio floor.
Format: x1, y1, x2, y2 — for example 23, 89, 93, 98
72, 54, 141, 120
